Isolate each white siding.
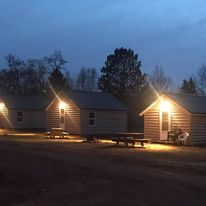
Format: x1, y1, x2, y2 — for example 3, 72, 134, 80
144, 108, 159, 140
190, 115, 206, 145
171, 107, 190, 133
80, 109, 127, 134
47, 95, 81, 134
9, 110, 46, 129
0, 104, 9, 128
0, 105, 46, 129
144, 97, 191, 141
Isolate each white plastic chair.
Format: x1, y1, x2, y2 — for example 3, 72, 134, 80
178, 132, 189, 145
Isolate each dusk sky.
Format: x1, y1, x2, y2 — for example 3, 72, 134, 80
0, 0, 206, 84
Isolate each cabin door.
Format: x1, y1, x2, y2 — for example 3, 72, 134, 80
59, 108, 65, 130
160, 111, 171, 140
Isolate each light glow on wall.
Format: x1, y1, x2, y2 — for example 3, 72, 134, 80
160, 100, 171, 112
59, 101, 67, 109
0, 102, 5, 111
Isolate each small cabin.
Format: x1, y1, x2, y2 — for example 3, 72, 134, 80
140, 93, 206, 145
0, 95, 50, 130
46, 90, 128, 135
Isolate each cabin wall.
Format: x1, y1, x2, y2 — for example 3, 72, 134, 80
144, 106, 160, 140
0, 105, 46, 129
65, 99, 81, 134
47, 96, 80, 134
0, 105, 9, 128
170, 104, 191, 133
144, 98, 191, 141
47, 99, 59, 130
80, 109, 127, 134
190, 115, 206, 145
9, 110, 46, 129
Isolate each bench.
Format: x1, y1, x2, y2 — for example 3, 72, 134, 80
112, 137, 151, 147
46, 128, 69, 138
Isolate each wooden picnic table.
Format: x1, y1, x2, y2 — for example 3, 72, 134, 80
46, 128, 69, 138
115, 132, 144, 139
112, 136, 150, 147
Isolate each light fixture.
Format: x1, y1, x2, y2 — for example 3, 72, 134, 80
160, 100, 171, 112
59, 101, 66, 109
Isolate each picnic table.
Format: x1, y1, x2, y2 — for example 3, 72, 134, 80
115, 132, 144, 139
112, 136, 151, 147
46, 128, 69, 138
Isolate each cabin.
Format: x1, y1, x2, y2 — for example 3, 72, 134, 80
46, 90, 128, 135
140, 93, 206, 145
0, 95, 50, 130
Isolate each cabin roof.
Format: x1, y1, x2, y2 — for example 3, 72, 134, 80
63, 90, 128, 111
140, 92, 206, 115
165, 93, 206, 114
0, 95, 50, 110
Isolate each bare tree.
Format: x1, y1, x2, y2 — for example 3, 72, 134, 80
149, 64, 173, 93
76, 67, 98, 91
45, 50, 67, 71
5, 54, 24, 94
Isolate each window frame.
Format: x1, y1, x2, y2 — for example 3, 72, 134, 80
16, 111, 23, 122
88, 112, 96, 126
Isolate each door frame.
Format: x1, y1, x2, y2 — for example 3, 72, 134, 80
159, 110, 171, 140
59, 107, 65, 130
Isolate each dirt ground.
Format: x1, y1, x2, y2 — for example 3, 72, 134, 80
0, 135, 206, 206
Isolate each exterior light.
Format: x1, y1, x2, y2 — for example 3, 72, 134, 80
59, 101, 66, 109
0, 103, 5, 111
160, 100, 171, 112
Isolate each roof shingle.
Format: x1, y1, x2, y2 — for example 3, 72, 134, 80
166, 93, 206, 114
0, 95, 50, 110
64, 90, 127, 111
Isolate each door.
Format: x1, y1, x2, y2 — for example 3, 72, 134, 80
60, 108, 65, 130
160, 111, 171, 140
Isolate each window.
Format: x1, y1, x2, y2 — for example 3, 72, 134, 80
16, 111, 23, 122
88, 112, 95, 126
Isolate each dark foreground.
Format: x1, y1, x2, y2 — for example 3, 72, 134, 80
0, 135, 206, 206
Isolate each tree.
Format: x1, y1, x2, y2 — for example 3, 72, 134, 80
76, 67, 98, 91
98, 47, 147, 97
48, 69, 68, 92
4, 54, 24, 95
0, 69, 9, 94
149, 64, 173, 93
0, 50, 72, 95
194, 64, 206, 95
45, 50, 67, 71
180, 77, 197, 94
21, 60, 38, 94
46, 50, 70, 92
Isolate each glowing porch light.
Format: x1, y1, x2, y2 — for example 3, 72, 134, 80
59, 101, 67, 109
160, 100, 171, 112
0, 103, 5, 111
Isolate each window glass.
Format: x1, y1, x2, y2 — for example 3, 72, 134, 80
88, 112, 95, 126
16, 112, 23, 122
89, 112, 95, 118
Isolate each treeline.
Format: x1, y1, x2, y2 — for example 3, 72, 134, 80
0, 48, 205, 97
0, 50, 98, 95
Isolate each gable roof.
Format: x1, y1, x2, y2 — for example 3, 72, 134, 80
140, 92, 206, 115
0, 95, 50, 110
63, 90, 127, 111
165, 93, 206, 114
